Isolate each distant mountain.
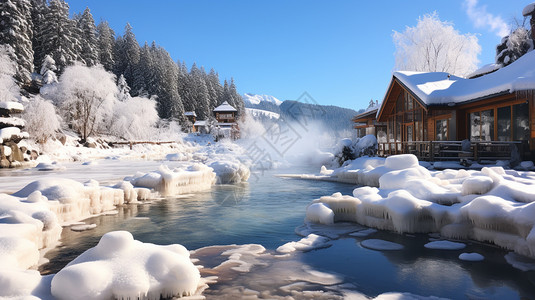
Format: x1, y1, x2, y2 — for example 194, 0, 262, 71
243, 93, 282, 106
280, 100, 362, 132
243, 92, 363, 132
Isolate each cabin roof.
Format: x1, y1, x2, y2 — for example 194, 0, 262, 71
213, 101, 237, 112
184, 111, 197, 117
389, 50, 535, 107
353, 108, 378, 122
194, 120, 207, 126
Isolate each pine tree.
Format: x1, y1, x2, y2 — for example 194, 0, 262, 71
496, 26, 533, 66
188, 63, 211, 120
117, 74, 130, 101
41, 0, 82, 72
114, 23, 140, 88
77, 7, 99, 67
228, 78, 244, 116
206, 68, 223, 110
30, 0, 47, 72
96, 21, 115, 72
0, 0, 34, 85
40, 54, 58, 84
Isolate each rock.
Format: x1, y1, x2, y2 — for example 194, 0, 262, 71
84, 141, 97, 148
8, 143, 24, 162
20, 146, 27, 154
0, 158, 9, 168
30, 150, 38, 160
58, 135, 67, 145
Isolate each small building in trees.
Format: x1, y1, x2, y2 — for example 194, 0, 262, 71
213, 101, 240, 140
354, 50, 535, 162
184, 111, 197, 132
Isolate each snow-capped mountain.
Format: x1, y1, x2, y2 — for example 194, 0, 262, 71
242, 93, 282, 106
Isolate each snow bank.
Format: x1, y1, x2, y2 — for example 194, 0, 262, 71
128, 164, 216, 196
0, 126, 28, 143
303, 154, 535, 258
51, 231, 200, 300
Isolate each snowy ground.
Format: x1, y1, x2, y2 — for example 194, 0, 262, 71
281, 154, 535, 259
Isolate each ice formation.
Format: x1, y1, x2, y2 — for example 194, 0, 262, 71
458, 253, 484, 261
303, 154, 535, 258
276, 234, 332, 253
127, 164, 216, 196
424, 241, 466, 250
51, 231, 200, 300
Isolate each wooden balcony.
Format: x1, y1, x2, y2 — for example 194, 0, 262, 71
377, 140, 530, 162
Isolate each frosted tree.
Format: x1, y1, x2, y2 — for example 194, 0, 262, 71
229, 78, 244, 116
96, 21, 116, 72
0, 0, 34, 85
393, 12, 481, 77
116, 74, 130, 102
0, 45, 19, 102
496, 26, 533, 66
40, 55, 58, 84
188, 63, 211, 119
206, 68, 223, 109
41, 0, 82, 72
109, 96, 159, 140
77, 7, 99, 67
49, 64, 117, 141
23, 95, 61, 143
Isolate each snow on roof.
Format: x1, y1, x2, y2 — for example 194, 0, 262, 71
213, 101, 237, 112
184, 111, 197, 117
0, 101, 24, 112
523, 2, 535, 16
194, 120, 207, 126
392, 49, 535, 106
466, 63, 501, 79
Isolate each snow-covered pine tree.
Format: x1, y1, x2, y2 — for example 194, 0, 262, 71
0, 45, 19, 102
41, 0, 82, 72
228, 78, 244, 116
117, 74, 130, 102
77, 7, 99, 67
188, 63, 211, 120
96, 21, 115, 72
177, 61, 195, 113
147, 45, 185, 122
130, 42, 152, 97
30, 0, 47, 72
40, 54, 58, 84
206, 68, 223, 110
114, 23, 140, 88
496, 26, 533, 66
0, 0, 34, 85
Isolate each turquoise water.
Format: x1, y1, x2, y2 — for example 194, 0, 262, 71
41, 167, 535, 299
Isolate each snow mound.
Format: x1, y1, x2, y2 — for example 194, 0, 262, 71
504, 252, 535, 271
276, 234, 331, 253
128, 164, 216, 196
424, 240, 466, 250
51, 231, 200, 300
209, 160, 250, 184
459, 253, 484, 261
361, 239, 404, 250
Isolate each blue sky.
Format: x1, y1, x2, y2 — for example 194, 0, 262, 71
68, 0, 528, 111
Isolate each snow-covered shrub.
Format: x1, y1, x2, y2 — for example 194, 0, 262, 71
43, 63, 117, 141
334, 135, 378, 166
0, 45, 19, 103
40, 55, 58, 85
23, 96, 61, 143
496, 26, 533, 67
109, 96, 159, 140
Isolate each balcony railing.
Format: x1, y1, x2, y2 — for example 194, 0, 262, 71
377, 140, 529, 161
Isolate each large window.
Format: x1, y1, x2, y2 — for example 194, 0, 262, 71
436, 119, 449, 141
469, 102, 529, 141
470, 109, 494, 141
513, 102, 529, 140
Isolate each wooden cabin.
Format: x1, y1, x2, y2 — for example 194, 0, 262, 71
213, 101, 240, 140
184, 111, 197, 132
356, 51, 535, 162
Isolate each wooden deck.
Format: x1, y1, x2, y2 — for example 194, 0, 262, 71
378, 141, 529, 162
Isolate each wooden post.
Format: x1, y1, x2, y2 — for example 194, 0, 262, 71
429, 141, 434, 161
474, 143, 478, 161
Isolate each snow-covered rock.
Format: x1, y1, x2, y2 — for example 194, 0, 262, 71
51, 231, 200, 300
